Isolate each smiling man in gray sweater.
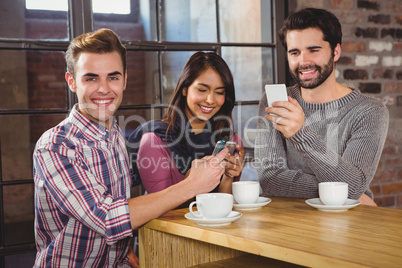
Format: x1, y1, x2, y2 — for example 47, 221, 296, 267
255, 8, 388, 205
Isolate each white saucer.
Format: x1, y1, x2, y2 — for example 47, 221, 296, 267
184, 211, 242, 226
233, 197, 272, 210
305, 198, 360, 212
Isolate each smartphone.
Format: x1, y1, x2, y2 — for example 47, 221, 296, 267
265, 84, 288, 107
212, 141, 237, 155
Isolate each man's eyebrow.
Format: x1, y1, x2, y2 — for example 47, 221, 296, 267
83, 73, 99, 77
307, 45, 322, 50
109, 71, 123, 76
82, 71, 123, 77
288, 46, 323, 53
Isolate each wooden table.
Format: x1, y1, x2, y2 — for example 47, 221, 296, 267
138, 197, 402, 267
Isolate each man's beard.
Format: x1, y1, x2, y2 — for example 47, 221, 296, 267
290, 54, 334, 89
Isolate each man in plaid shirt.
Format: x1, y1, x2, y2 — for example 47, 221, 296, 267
33, 28, 228, 267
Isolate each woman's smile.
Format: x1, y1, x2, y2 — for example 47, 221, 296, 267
183, 67, 226, 130
199, 105, 214, 113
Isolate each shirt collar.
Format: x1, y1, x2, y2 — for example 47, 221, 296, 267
69, 104, 117, 141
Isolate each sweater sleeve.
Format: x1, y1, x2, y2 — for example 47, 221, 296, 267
254, 92, 389, 200
255, 93, 319, 198
232, 134, 244, 148
289, 104, 389, 199
137, 133, 184, 193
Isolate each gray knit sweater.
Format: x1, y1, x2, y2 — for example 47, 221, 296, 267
255, 85, 389, 200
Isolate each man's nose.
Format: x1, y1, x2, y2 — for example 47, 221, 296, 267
98, 79, 110, 94
299, 52, 312, 66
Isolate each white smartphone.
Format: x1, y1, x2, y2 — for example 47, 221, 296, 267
265, 84, 288, 107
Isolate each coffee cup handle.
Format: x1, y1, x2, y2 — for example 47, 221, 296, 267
189, 201, 202, 217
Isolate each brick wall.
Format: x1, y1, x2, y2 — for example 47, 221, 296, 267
288, 0, 402, 208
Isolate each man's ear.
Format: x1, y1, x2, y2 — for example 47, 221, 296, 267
334, 43, 341, 62
123, 70, 128, 91
65, 72, 76, 92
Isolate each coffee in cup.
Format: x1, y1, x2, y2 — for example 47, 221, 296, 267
232, 181, 260, 204
189, 193, 233, 219
319, 182, 348, 206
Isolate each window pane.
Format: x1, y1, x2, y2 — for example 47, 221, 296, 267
93, 0, 130, 14
161, 51, 200, 104
26, 0, 67, 11
239, 160, 259, 181
3, 184, 35, 245
1, 114, 67, 181
0, 0, 26, 39
93, 0, 157, 41
222, 46, 273, 101
23, 0, 69, 40
160, 0, 217, 42
219, 0, 272, 43
0, 50, 67, 110
5, 251, 36, 268
116, 108, 162, 140
232, 104, 260, 149
122, 51, 160, 106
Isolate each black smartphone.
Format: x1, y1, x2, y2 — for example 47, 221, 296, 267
212, 141, 237, 155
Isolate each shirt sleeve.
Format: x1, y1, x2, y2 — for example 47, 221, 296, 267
34, 140, 133, 245
137, 133, 182, 193
232, 134, 244, 148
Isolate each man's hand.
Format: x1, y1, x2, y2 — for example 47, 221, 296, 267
358, 193, 377, 206
183, 168, 191, 179
265, 97, 305, 138
127, 246, 139, 268
187, 147, 229, 195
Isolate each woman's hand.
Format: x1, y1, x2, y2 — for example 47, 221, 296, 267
219, 145, 245, 193
223, 145, 245, 178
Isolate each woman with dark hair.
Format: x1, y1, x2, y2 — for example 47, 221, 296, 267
127, 51, 244, 195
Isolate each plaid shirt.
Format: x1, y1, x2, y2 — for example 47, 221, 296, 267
33, 105, 133, 267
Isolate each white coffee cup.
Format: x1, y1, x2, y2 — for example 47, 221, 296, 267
319, 182, 348, 206
189, 193, 233, 219
232, 181, 260, 204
